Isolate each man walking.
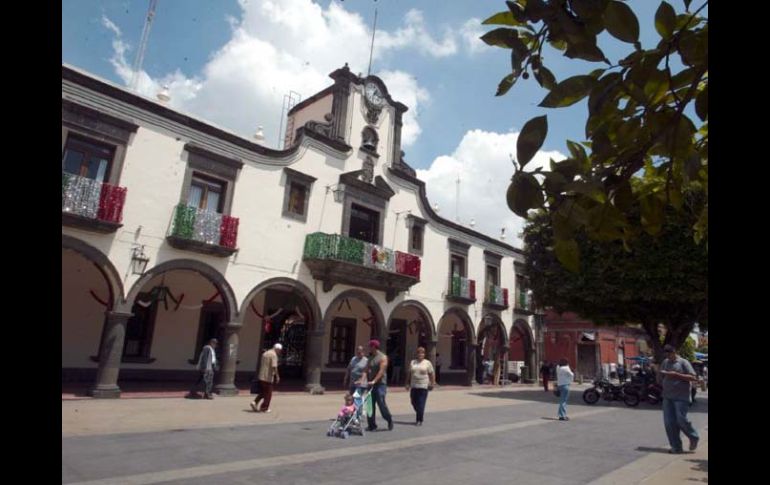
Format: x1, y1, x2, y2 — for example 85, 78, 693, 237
251, 343, 282, 413
659, 344, 700, 454
366, 339, 394, 431
343, 345, 368, 395
190, 338, 218, 399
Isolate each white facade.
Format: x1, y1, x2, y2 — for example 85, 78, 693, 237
61, 64, 536, 395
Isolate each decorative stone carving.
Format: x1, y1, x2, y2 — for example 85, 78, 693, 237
361, 156, 375, 184
305, 113, 334, 138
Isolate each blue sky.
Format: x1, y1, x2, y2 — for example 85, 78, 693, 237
62, 0, 693, 246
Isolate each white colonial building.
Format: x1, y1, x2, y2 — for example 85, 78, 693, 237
61, 63, 536, 397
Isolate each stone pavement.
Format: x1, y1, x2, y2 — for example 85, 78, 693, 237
62, 384, 707, 484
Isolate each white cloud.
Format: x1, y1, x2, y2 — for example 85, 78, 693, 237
101, 15, 122, 37
378, 70, 430, 147
416, 130, 566, 248
460, 18, 486, 55
100, 0, 461, 148
377, 9, 458, 58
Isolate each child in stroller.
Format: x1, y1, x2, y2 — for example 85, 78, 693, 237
326, 389, 370, 439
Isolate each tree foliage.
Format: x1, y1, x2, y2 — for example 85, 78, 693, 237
678, 335, 696, 361
483, 0, 708, 268
523, 188, 707, 360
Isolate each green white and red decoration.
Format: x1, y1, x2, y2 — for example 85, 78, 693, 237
170, 204, 239, 249
62, 171, 126, 223
303, 232, 421, 279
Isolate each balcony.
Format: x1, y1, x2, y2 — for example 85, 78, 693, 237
514, 291, 534, 315
303, 232, 421, 302
484, 284, 509, 310
166, 204, 239, 257
446, 275, 476, 305
61, 172, 126, 233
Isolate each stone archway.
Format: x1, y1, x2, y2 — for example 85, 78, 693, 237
436, 307, 476, 386
239, 278, 324, 393
386, 300, 437, 386
62, 236, 125, 387
62, 235, 124, 308
510, 319, 536, 382
477, 313, 508, 385
124, 259, 237, 319
90, 259, 238, 398
321, 289, 386, 389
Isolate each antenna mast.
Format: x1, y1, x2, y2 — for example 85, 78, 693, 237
367, 2, 378, 76
131, 0, 159, 91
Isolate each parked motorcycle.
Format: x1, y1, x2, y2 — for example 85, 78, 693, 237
583, 378, 640, 407
623, 380, 662, 405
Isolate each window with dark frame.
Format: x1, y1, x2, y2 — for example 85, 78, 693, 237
329, 318, 356, 365
188, 173, 226, 213
62, 135, 115, 183
348, 204, 380, 244
486, 264, 500, 286
287, 181, 307, 216
451, 255, 466, 277
410, 224, 424, 253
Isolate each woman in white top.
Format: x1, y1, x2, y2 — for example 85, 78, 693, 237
405, 347, 436, 426
556, 358, 574, 421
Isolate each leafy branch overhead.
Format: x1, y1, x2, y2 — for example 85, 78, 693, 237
484, 0, 708, 270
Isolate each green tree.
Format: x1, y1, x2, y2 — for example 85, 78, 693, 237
678, 336, 696, 361
483, 0, 708, 269
524, 190, 707, 361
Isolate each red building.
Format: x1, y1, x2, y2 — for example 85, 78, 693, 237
542, 310, 648, 380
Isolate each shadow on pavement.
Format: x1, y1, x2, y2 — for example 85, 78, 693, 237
636, 446, 677, 454
687, 458, 708, 473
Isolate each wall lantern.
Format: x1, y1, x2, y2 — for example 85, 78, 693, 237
131, 245, 150, 275
326, 184, 346, 203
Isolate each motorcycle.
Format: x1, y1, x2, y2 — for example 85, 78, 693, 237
583, 378, 640, 407
623, 380, 662, 405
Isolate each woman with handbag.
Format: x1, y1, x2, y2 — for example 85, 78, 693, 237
556, 358, 574, 421
406, 346, 436, 426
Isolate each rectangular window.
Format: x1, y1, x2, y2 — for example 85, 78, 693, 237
451, 255, 466, 277
329, 318, 356, 365
188, 173, 226, 213
287, 182, 307, 216
62, 135, 115, 183
410, 224, 424, 253
349, 204, 380, 243
486, 265, 500, 287
281, 168, 316, 223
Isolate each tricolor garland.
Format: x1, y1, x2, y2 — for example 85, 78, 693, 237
250, 303, 284, 333
89, 290, 109, 308
136, 286, 221, 311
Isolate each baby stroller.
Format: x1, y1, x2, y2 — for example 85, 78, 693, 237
326, 388, 372, 439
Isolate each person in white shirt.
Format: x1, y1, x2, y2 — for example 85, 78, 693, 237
405, 346, 436, 426
556, 358, 574, 421
190, 338, 218, 399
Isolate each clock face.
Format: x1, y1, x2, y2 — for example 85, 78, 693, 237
364, 82, 384, 107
